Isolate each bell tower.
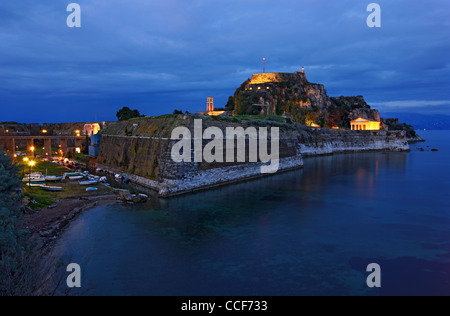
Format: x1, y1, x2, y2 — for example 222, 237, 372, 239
207, 97, 214, 112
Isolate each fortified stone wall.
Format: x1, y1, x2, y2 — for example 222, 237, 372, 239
295, 125, 409, 156
95, 115, 304, 196
95, 115, 410, 197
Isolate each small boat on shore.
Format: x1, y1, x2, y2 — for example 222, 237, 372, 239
69, 176, 84, 181
23, 172, 45, 183
64, 172, 83, 178
41, 185, 63, 192
86, 187, 98, 192
45, 175, 63, 182
25, 182, 45, 187
80, 180, 99, 186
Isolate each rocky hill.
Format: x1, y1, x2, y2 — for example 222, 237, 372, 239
227, 71, 415, 134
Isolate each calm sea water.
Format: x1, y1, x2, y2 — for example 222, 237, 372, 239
56, 130, 450, 296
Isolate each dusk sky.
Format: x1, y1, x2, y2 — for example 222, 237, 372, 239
1, 0, 449, 123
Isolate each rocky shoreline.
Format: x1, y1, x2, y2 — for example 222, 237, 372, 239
22, 194, 118, 254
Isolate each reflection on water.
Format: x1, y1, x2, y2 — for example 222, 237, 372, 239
56, 131, 450, 296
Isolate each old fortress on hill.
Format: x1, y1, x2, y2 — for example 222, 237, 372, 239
199, 68, 383, 131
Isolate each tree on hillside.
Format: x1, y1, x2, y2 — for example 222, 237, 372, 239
116, 107, 142, 121
0, 153, 36, 295
225, 96, 235, 111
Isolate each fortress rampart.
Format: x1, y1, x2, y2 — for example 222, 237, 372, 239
94, 116, 409, 197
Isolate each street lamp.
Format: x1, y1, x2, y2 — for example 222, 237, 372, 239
28, 160, 36, 188
23, 157, 29, 178
30, 146, 35, 157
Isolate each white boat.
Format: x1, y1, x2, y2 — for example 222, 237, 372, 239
100, 176, 108, 183
45, 175, 63, 182
80, 180, 98, 186
69, 176, 84, 180
25, 182, 45, 187
86, 187, 98, 192
22, 177, 45, 183
64, 172, 83, 178
23, 172, 45, 182
41, 185, 63, 192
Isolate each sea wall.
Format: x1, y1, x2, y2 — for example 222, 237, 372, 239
296, 125, 409, 156
96, 116, 304, 197
95, 116, 409, 197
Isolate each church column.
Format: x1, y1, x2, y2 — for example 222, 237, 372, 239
60, 138, 68, 156
75, 138, 83, 149
44, 138, 52, 156
6, 138, 15, 156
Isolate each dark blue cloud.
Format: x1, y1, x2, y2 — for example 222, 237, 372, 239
0, 0, 449, 123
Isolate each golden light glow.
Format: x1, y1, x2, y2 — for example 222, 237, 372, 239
351, 118, 380, 131
30, 146, 35, 152
29, 161, 36, 167
248, 73, 284, 84
23, 157, 29, 163
75, 130, 81, 136
75, 147, 81, 154
42, 129, 48, 134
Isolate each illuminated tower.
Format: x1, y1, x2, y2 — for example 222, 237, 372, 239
302, 66, 305, 74
207, 97, 214, 112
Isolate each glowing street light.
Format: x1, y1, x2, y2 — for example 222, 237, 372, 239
22, 157, 29, 177
28, 160, 36, 188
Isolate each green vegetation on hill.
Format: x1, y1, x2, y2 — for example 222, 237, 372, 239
207, 115, 296, 130
102, 115, 188, 138
116, 106, 143, 121
0, 153, 37, 295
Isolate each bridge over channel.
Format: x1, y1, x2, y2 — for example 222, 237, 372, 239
0, 135, 86, 156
